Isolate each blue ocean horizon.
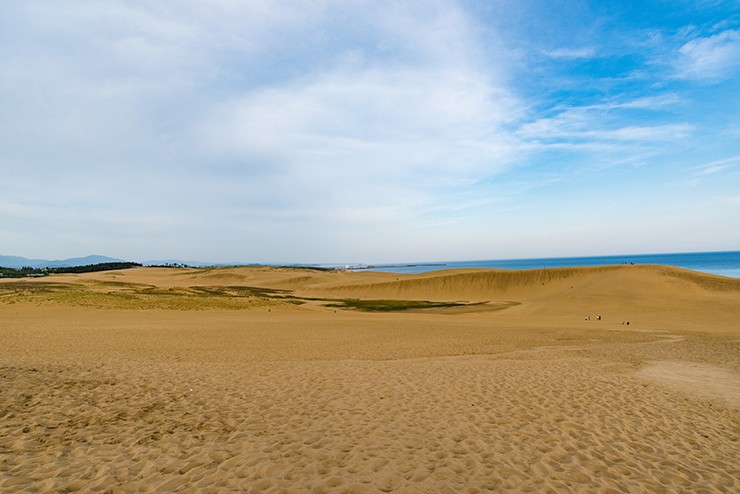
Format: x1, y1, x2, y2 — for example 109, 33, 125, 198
340, 250, 740, 278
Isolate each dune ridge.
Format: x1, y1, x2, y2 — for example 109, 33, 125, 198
295, 264, 740, 299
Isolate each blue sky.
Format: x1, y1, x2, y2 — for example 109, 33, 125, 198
1, 0, 739, 264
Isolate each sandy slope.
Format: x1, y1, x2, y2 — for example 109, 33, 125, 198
1, 265, 738, 492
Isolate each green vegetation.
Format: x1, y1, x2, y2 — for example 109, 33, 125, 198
0, 281, 79, 294
0, 272, 494, 313
0, 267, 44, 278
0, 262, 141, 278
189, 285, 290, 298
272, 265, 337, 272
323, 299, 468, 312
0, 280, 304, 310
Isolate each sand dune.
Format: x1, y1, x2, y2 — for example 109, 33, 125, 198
1, 265, 738, 492
294, 264, 740, 301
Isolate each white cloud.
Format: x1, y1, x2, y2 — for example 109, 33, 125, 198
601, 124, 693, 141
519, 105, 692, 142
591, 94, 682, 111
675, 29, 740, 81
202, 67, 517, 162
692, 155, 740, 176
543, 47, 597, 59
186, 0, 523, 223
195, 65, 521, 223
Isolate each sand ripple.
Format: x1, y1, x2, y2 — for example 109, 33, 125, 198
2, 352, 738, 493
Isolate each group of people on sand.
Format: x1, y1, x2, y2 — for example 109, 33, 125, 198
584, 315, 630, 325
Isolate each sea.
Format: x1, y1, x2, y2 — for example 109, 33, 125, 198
340, 251, 740, 278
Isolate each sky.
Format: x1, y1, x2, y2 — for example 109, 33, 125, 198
1, 0, 739, 264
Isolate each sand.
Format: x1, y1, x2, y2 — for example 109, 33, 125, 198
1, 265, 738, 492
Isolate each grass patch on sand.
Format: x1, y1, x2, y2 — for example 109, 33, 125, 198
189, 286, 290, 298
0, 281, 303, 310
323, 299, 468, 312
1, 280, 499, 313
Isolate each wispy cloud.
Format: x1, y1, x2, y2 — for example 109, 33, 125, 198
518, 105, 692, 143
692, 156, 740, 176
542, 47, 597, 59
675, 29, 740, 81
590, 94, 682, 111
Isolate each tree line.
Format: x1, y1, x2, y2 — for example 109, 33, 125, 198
0, 262, 142, 278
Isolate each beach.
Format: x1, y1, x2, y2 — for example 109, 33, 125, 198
1, 265, 739, 492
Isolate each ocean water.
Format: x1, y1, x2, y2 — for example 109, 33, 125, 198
351, 251, 740, 278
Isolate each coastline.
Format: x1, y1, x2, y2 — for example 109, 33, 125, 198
340, 250, 740, 277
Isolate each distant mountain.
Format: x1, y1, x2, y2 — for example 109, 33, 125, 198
0, 255, 48, 269
0, 254, 126, 269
